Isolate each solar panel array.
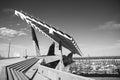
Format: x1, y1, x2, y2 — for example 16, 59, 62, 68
14, 10, 82, 56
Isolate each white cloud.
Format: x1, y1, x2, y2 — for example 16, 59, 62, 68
18, 31, 27, 36
96, 21, 120, 30
20, 27, 30, 32
16, 23, 20, 26
0, 27, 27, 38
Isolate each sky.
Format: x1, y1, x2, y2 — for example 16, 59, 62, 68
0, 0, 120, 57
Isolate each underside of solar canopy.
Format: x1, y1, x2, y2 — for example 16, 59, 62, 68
14, 10, 82, 56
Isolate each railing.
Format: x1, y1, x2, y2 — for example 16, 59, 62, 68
6, 58, 39, 80
37, 64, 95, 80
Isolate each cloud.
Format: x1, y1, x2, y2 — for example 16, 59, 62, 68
0, 27, 27, 39
96, 21, 120, 30
16, 23, 20, 26
20, 27, 30, 32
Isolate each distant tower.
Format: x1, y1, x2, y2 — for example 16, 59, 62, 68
8, 40, 11, 58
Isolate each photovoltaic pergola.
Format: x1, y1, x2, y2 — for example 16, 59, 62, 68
14, 10, 82, 56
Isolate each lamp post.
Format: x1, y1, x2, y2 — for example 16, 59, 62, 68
8, 39, 11, 58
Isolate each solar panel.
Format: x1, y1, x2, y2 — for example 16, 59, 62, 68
14, 10, 82, 56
